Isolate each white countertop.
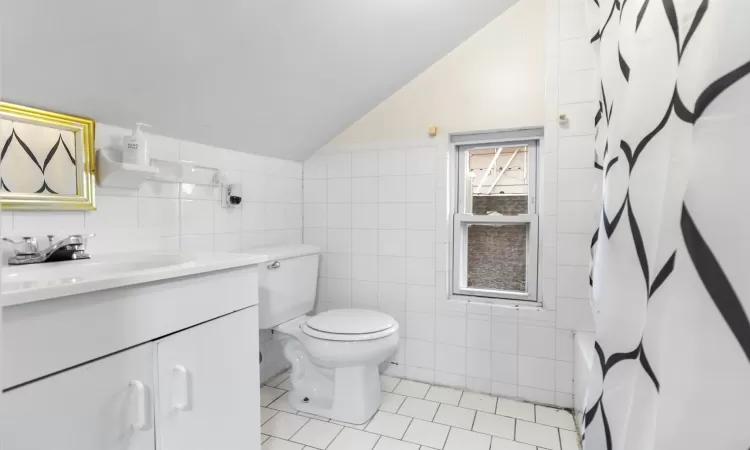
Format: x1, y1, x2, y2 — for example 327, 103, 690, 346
1, 251, 268, 307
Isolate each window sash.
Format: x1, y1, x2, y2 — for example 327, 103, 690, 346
456, 141, 537, 215
452, 214, 539, 301
451, 138, 540, 302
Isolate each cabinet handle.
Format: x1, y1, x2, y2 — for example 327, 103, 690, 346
173, 365, 189, 411
129, 380, 146, 431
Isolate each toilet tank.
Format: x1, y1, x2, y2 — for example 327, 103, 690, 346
256, 244, 320, 329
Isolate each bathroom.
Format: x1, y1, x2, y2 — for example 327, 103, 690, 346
0, 0, 748, 449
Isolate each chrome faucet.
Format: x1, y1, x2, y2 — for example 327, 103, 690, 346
2, 234, 94, 265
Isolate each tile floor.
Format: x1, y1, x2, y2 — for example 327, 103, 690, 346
260, 373, 581, 450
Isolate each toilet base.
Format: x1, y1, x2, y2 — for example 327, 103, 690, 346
277, 331, 387, 424
286, 365, 381, 424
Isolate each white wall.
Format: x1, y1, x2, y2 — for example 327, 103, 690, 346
543, 0, 600, 336
329, 0, 545, 146
1, 124, 303, 253
0, 123, 302, 383
301, 0, 599, 408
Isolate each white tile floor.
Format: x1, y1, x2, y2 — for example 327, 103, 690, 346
261, 373, 581, 450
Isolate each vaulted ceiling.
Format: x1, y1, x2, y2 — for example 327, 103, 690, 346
2, 0, 517, 160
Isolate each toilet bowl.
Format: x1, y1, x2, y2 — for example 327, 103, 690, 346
275, 310, 399, 424
254, 244, 401, 424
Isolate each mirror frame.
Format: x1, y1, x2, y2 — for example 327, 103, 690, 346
0, 102, 96, 210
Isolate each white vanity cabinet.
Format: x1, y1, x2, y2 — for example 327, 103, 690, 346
1, 307, 260, 450
156, 307, 260, 450
1, 259, 264, 450
2, 343, 157, 450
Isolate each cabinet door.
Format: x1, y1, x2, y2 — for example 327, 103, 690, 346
1, 343, 156, 450
156, 307, 260, 450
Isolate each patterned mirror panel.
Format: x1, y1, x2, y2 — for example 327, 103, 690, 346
0, 103, 95, 210
1, 119, 78, 195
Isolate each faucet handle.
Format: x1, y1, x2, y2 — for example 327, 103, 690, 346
68, 233, 96, 247
2, 236, 39, 254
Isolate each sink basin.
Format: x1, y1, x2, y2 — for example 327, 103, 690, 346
3, 253, 193, 285
1, 251, 268, 306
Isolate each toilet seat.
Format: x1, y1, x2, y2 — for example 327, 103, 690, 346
301, 309, 399, 342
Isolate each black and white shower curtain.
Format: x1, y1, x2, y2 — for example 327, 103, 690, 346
584, 1, 750, 449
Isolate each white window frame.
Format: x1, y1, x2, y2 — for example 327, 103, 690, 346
451, 134, 540, 302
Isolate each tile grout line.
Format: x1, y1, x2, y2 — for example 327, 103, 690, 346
400, 416, 414, 440
322, 424, 346, 450
284, 415, 310, 445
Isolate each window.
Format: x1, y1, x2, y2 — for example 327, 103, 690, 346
452, 139, 539, 301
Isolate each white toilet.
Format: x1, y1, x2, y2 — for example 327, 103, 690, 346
257, 244, 400, 424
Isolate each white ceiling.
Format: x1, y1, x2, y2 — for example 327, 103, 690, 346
2, 0, 517, 161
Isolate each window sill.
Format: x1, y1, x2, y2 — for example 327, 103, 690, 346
444, 296, 553, 324
449, 295, 542, 309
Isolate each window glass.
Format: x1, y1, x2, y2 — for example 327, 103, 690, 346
466, 223, 528, 293
464, 146, 529, 215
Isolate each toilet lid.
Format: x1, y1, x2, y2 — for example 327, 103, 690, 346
306, 309, 397, 335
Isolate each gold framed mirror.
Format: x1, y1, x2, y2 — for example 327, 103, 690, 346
0, 102, 96, 210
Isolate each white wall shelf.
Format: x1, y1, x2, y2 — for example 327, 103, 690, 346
96, 148, 223, 188
96, 148, 160, 189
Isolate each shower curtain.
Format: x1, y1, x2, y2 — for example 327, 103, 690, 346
584, 1, 750, 449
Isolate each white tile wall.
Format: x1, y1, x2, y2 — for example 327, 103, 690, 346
557, 233, 590, 266
558, 38, 596, 72
558, 70, 597, 104
558, 0, 587, 39
0, 122, 303, 384
558, 136, 595, 169
557, 103, 599, 138
557, 200, 599, 233
547, 0, 599, 366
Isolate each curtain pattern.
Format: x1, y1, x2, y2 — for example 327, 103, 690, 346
584, 0, 750, 449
